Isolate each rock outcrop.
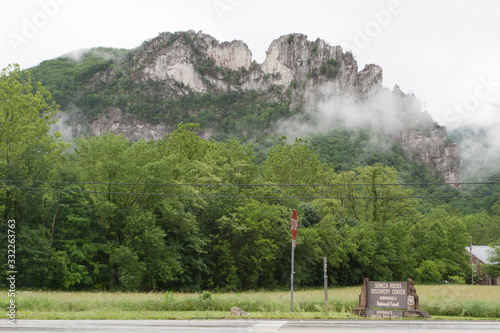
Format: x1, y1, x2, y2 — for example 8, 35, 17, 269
137, 31, 252, 93
91, 108, 170, 141
398, 127, 461, 187
208, 40, 252, 70
85, 31, 460, 184
230, 307, 250, 316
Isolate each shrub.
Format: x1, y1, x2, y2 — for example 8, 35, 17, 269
327, 58, 337, 66
447, 275, 466, 284
415, 260, 442, 283
199, 290, 212, 301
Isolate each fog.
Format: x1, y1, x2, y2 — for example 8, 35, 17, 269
451, 103, 500, 180
277, 84, 434, 140
50, 104, 88, 146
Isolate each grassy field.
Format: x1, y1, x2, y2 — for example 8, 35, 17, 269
3, 285, 500, 320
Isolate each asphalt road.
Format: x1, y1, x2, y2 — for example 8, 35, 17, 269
2, 319, 500, 332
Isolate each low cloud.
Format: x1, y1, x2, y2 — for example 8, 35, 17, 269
51, 111, 74, 144
277, 84, 434, 140
50, 104, 88, 145
64, 47, 128, 63
452, 103, 500, 180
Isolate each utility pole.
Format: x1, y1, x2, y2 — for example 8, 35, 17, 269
470, 237, 473, 285
290, 209, 298, 313
324, 257, 328, 314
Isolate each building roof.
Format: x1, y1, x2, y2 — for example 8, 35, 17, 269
465, 246, 498, 264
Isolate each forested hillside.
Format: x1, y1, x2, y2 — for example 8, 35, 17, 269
2, 64, 500, 291
26, 31, 461, 186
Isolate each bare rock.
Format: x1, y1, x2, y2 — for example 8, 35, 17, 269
91, 108, 170, 142
140, 30, 252, 93
356, 64, 383, 97
84, 31, 461, 184
398, 126, 461, 187
230, 307, 250, 316
207, 40, 252, 70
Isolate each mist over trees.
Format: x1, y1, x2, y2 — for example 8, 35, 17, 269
1, 65, 499, 291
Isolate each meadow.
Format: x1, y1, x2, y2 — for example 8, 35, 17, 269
3, 285, 500, 320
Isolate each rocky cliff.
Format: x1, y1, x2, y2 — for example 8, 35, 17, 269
81, 30, 460, 184
399, 127, 461, 186
92, 107, 170, 141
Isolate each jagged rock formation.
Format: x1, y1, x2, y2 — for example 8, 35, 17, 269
137, 31, 252, 93
399, 127, 461, 187
83, 30, 460, 184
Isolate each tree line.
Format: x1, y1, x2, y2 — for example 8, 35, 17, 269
1, 65, 499, 291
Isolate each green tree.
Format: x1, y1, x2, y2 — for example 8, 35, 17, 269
0, 65, 65, 166
483, 245, 500, 279
415, 260, 443, 283
463, 211, 500, 245
262, 137, 327, 198
412, 206, 470, 280
69, 133, 207, 290
213, 201, 289, 290
354, 164, 418, 225
314, 214, 366, 285
0, 65, 71, 289
0, 64, 68, 216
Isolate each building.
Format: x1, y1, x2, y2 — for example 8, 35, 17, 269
465, 246, 500, 285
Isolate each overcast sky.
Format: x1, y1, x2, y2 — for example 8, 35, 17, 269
2, 0, 500, 130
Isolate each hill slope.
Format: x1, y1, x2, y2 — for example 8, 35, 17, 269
30, 30, 460, 184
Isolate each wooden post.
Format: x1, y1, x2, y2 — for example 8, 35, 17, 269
359, 277, 369, 309
406, 278, 418, 311
351, 277, 369, 317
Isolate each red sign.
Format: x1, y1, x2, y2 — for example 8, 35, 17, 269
291, 209, 298, 242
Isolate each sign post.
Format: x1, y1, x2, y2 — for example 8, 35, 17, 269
290, 209, 298, 313
323, 257, 328, 313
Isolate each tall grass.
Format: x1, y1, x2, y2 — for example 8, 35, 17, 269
11, 289, 356, 313
416, 285, 500, 318
3, 285, 500, 319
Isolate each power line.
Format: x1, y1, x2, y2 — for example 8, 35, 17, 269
2, 185, 500, 200
1, 179, 499, 187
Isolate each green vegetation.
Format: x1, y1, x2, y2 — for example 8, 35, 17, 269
3, 285, 500, 319
311, 44, 318, 54
484, 246, 500, 278
29, 47, 295, 145
320, 58, 338, 78
29, 48, 130, 108
2, 62, 500, 293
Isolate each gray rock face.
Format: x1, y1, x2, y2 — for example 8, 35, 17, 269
87, 31, 460, 184
398, 127, 461, 187
356, 64, 384, 97
137, 30, 252, 93
91, 108, 170, 142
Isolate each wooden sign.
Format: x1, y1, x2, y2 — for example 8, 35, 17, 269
366, 310, 403, 318
352, 278, 430, 318
367, 281, 407, 309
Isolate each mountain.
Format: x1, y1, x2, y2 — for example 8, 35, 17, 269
30, 30, 460, 184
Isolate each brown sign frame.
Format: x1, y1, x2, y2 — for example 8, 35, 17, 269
352, 278, 430, 318
367, 281, 407, 309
